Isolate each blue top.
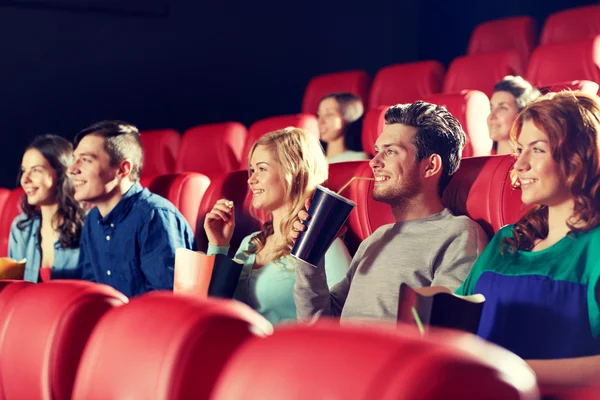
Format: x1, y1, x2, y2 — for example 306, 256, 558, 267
456, 224, 600, 360
208, 232, 351, 324
9, 214, 81, 282
79, 182, 196, 298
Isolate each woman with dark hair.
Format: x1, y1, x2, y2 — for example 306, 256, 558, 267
457, 91, 600, 386
317, 92, 369, 163
10, 134, 86, 282
488, 75, 540, 155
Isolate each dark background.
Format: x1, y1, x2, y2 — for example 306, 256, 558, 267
0, 0, 596, 187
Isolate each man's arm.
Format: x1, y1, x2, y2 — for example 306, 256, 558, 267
139, 209, 196, 292
430, 222, 489, 291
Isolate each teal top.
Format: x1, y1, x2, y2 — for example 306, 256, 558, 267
456, 224, 600, 359
208, 233, 351, 324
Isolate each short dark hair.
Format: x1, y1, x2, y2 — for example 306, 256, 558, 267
493, 76, 540, 111
318, 92, 364, 152
74, 120, 144, 181
384, 101, 466, 195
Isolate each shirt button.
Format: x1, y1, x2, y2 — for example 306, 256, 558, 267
110, 223, 115, 228
106, 235, 111, 241
107, 270, 111, 276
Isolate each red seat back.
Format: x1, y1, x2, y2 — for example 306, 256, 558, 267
541, 5, 600, 45
361, 106, 389, 157
140, 129, 181, 178
526, 37, 600, 87
302, 70, 371, 114
177, 122, 247, 177
442, 155, 526, 238
468, 16, 537, 71
144, 173, 211, 235
538, 79, 599, 95
368, 61, 445, 109
444, 51, 523, 97
242, 114, 319, 167
0, 189, 23, 258
211, 321, 539, 400
196, 170, 260, 253
341, 156, 526, 247
424, 90, 492, 157
0, 281, 127, 400
72, 293, 272, 400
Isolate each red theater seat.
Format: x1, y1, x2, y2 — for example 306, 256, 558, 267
211, 321, 539, 400
0, 281, 127, 400
468, 16, 537, 71
541, 5, 600, 45
302, 70, 371, 114
444, 51, 523, 97
361, 106, 389, 157
0, 188, 23, 258
177, 122, 247, 177
72, 293, 272, 400
442, 155, 526, 238
341, 155, 525, 248
538, 79, 599, 95
424, 90, 493, 157
196, 170, 260, 254
242, 114, 319, 167
526, 37, 600, 87
140, 129, 180, 178
368, 61, 445, 109
144, 173, 211, 235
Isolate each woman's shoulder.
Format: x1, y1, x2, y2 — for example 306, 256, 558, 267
10, 213, 38, 230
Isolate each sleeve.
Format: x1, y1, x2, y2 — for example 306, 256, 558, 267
588, 237, 600, 338
8, 216, 25, 261
455, 226, 510, 296
139, 209, 196, 291
78, 226, 96, 282
431, 222, 490, 291
323, 237, 352, 288
208, 233, 254, 266
294, 241, 366, 322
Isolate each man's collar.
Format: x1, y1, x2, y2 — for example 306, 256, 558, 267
96, 182, 143, 226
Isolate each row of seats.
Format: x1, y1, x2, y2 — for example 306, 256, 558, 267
0, 279, 545, 399
140, 76, 599, 179
303, 5, 600, 114
0, 154, 525, 259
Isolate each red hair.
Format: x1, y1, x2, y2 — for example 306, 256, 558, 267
503, 91, 600, 252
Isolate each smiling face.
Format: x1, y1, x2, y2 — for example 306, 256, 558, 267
514, 120, 572, 207
247, 145, 288, 212
68, 134, 120, 204
317, 97, 345, 143
488, 91, 520, 143
369, 123, 422, 205
20, 148, 58, 207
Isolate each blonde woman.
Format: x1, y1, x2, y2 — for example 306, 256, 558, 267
204, 127, 351, 324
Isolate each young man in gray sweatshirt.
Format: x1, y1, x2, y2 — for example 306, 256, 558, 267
291, 101, 489, 322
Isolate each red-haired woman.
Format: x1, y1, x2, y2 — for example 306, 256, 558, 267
457, 91, 600, 386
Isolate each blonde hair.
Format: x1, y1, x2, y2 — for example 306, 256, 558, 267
247, 127, 328, 261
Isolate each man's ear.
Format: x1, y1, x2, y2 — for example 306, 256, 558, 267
116, 160, 132, 179
422, 153, 443, 178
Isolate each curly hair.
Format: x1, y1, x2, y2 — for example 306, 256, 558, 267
502, 91, 600, 253
246, 127, 328, 261
18, 135, 86, 248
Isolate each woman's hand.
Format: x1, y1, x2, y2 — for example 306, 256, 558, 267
204, 199, 235, 247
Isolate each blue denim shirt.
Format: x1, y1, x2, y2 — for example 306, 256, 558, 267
79, 182, 196, 297
9, 214, 81, 282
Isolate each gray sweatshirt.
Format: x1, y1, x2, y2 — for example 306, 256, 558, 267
293, 208, 489, 323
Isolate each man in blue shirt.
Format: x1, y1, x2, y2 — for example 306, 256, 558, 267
68, 121, 196, 297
